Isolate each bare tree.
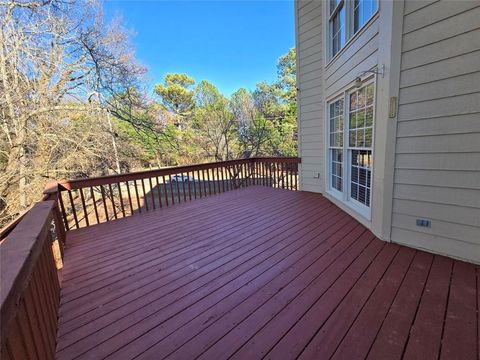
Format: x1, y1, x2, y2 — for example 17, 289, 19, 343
0, 0, 147, 225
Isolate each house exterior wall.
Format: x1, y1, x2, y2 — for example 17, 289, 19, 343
391, 1, 480, 263
295, 0, 324, 193
295, 0, 480, 263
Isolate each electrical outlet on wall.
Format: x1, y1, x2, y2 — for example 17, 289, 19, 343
416, 219, 431, 227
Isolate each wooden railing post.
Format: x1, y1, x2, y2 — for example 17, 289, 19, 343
43, 182, 67, 259
1, 201, 60, 360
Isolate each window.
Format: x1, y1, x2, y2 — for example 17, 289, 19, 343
328, 99, 344, 192
327, 82, 375, 216
348, 84, 374, 207
328, 0, 378, 59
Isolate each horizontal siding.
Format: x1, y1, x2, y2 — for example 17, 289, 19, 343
296, 0, 323, 193
403, 0, 479, 34
393, 213, 479, 245
402, 6, 480, 52
395, 153, 480, 171
398, 72, 480, 105
391, 227, 480, 263
393, 10, 480, 260
395, 169, 480, 190
392, 1, 480, 263
397, 113, 480, 137
399, 49, 480, 88
393, 199, 480, 228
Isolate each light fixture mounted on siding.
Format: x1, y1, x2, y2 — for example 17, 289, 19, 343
354, 64, 385, 88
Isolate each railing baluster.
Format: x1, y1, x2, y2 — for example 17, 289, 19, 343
221, 166, 226, 192
192, 172, 197, 199
67, 190, 79, 229
169, 175, 175, 205
57, 191, 69, 231
108, 183, 118, 219
162, 175, 169, 206
295, 163, 298, 190
126, 181, 134, 215
117, 182, 126, 217
207, 169, 212, 195
100, 185, 109, 221
79, 188, 89, 227
140, 179, 148, 211
149, 178, 156, 210
195, 170, 200, 198
133, 180, 142, 213
156, 177, 163, 208
284, 164, 290, 190
90, 187, 100, 224
187, 171, 192, 201
182, 172, 187, 202
202, 169, 207, 196
175, 174, 181, 203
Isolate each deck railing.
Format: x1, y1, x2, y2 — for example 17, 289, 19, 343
0, 201, 61, 359
49, 157, 300, 230
0, 156, 299, 359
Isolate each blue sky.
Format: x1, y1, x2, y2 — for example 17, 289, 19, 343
103, 0, 295, 96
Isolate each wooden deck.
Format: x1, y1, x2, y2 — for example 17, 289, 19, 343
55, 186, 479, 360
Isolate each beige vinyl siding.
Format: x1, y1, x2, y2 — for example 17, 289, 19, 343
296, 0, 323, 192
391, 1, 480, 263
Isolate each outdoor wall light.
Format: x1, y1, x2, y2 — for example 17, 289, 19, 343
354, 64, 385, 88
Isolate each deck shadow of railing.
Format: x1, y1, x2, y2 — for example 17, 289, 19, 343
51, 157, 300, 230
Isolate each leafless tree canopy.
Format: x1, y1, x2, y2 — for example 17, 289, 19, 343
0, 0, 148, 224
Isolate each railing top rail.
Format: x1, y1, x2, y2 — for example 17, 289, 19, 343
0, 200, 54, 336
55, 157, 300, 191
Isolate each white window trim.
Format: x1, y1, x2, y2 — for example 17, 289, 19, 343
325, 77, 376, 220
326, 0, 380, 62
327, 94, 345, 200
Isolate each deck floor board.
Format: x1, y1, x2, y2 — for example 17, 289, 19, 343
55, 187, 479, 360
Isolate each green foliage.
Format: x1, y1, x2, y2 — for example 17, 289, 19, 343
141, 48, 298, 166
154, 73, 196, 119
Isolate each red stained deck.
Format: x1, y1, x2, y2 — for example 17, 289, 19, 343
55, 186, 479, 360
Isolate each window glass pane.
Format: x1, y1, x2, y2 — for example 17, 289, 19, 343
350, 92, 358, 111
354, 0, 378, 34
366, 83, 374, 105
365, 127, 372, 147
350, 150, 372, 207
357, 129, 365, 147
365, 107, 373, 127
357, 110, 365, 128
336, 116, 343, 132
331, 5, 345, 57
357, 86, 366, 108
328, 98, 344, 193
349, 129, 356, 147
331, 149, 343, 192
349, 111, 356, 129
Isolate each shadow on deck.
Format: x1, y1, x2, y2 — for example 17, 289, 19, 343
56, 187, 479, 360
